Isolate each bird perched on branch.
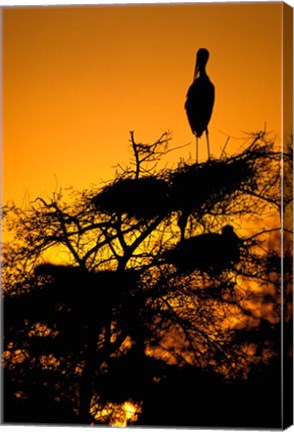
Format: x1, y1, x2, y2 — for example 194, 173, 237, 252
165, 225, 241, 275
185, 48, 215, 163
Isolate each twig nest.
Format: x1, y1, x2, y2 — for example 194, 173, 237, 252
168, 157, 254, 212
92, 177, 170, 219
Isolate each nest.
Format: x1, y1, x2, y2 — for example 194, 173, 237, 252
92, 141, 273, 221
168, 154, 256, 212
92, 176, 170, 219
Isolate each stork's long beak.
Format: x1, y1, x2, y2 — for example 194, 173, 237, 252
193, 57, 199, 80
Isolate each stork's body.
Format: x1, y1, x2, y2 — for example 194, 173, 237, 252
166, 225, 241, 275
185, 48, 215, 163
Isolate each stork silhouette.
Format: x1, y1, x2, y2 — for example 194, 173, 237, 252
185, 48, 215, 163
165, 225, 241, 275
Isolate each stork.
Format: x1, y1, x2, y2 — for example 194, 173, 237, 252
165, 225, 241, 275
185, 48, 215, 163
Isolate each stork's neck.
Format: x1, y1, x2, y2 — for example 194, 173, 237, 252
194, 64, 208, 80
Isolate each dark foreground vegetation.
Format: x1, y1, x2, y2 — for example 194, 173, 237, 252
2, 131, 293, 427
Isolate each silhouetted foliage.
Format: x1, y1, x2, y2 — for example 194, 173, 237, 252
2, 131, 292, 427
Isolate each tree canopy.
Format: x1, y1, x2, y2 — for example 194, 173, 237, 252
2, 131, 292, 427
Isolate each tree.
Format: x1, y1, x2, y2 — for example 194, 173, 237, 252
2, 131, 292, 427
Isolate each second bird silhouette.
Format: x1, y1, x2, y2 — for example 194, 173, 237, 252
185, 48, 215, 163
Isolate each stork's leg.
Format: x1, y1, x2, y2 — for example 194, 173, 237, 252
196, 135, 199, 164
178, 210, 188, 240
206, 129, 210, 160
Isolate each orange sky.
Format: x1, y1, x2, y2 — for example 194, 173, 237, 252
2, 2, 289, 207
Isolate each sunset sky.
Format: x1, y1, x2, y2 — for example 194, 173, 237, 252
2, 2, 290, 207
